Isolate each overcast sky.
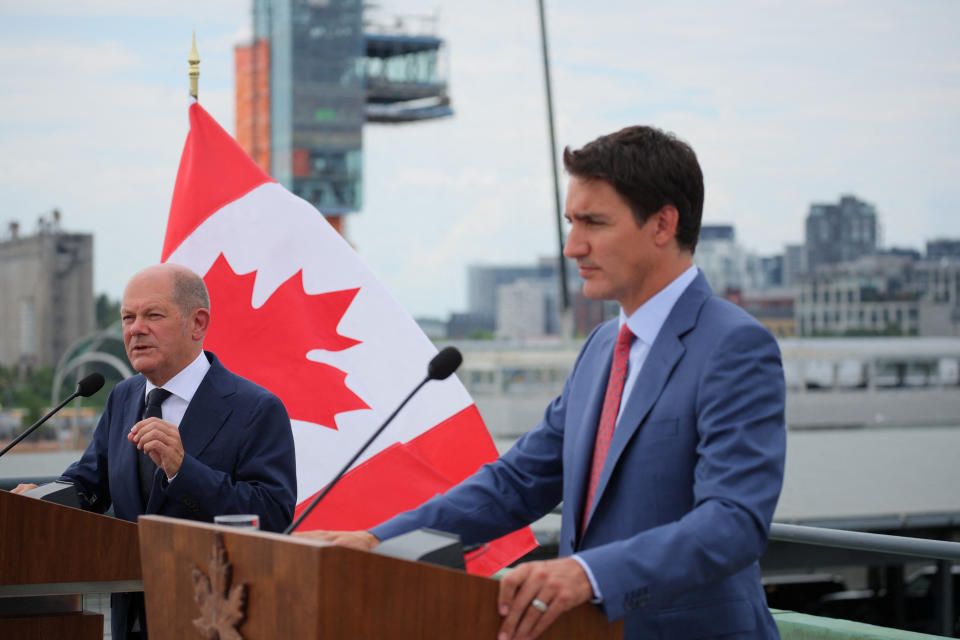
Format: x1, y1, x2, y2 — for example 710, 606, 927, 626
1, 0, 958, 318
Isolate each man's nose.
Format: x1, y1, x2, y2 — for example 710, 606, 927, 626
564, 227, 586, 258
127, 316, 147, 334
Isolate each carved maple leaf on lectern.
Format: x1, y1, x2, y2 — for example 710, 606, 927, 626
190, 533, 247, 640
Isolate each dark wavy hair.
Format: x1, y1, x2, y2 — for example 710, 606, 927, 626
562, 125, 704, 252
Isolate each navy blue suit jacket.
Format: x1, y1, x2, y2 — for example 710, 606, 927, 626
372, 274, 786, 639
61, 351, 297, 638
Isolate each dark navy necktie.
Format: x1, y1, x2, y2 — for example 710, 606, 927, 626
138, 388, 172, 504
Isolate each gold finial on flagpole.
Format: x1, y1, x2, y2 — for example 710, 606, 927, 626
188, 32, 200, 99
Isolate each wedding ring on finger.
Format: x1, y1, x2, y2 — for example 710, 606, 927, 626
531, 598, 549, 613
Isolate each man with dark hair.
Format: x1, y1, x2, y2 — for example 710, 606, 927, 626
300, 125, 786, 640
15, 263, 297, 639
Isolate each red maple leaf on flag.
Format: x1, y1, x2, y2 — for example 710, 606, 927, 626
203, 253, 369, 428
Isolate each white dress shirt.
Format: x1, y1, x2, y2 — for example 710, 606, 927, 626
142, 350, 211, 480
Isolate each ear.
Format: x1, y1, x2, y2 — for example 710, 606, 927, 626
191, 308, 211, 341
652, 205, 680, 248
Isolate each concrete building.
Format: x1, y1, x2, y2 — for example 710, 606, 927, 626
782, 244, 808, 288
695, 224, 747, 296
467, 262, 553, 320
927, 238, 960, 261
235, 0, 452, 235
495, 279, 553, 341
467, 258, 614, 339
805, 194, 877, 270
794, 254, 960, 337
741, 288, 796, 338
0, 214, 95, 367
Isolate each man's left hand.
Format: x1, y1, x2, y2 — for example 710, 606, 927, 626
497, 557, 594, 640
128, 418, 184, 479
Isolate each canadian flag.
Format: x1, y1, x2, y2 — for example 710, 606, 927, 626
161, 100, 535, 574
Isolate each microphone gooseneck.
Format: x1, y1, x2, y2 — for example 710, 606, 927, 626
284, 347, 464, 535
0, 372, 107, 459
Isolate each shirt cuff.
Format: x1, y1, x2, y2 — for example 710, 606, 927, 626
572, 554, 603, 603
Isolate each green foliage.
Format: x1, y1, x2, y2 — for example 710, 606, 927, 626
0, 363, 119, 430
96, 293, 121, 329
0, 365, 55, 428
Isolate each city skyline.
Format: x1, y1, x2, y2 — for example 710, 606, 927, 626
1, 0, 958, 318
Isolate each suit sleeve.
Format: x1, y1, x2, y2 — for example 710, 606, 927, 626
370, 328, 605, 544
371, 394, 566, 544
577, 322, 786, 620
160, 391, 297, 533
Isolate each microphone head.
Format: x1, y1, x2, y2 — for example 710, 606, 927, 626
427, 347, 463, 381
75, 372, 106, 398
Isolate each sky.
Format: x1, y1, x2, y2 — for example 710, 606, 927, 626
1, 0, 958, 318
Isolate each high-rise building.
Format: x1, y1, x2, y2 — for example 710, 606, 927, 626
235, 0, 452, 235
782, 243, 807, 288
0, 214, 95, 367
927, 238, 960, 262
805, 194, 877, 270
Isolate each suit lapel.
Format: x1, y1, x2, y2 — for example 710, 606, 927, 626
582, 274, 712, 534
179, 357, 234, 460
117, 377, 148, 512
144, 354, 234, 514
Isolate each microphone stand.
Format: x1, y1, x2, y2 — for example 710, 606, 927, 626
0, 391, 83, 458
283, 377, 430, 534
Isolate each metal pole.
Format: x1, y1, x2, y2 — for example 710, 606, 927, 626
770, 523, 960, 562
536, 0, 570, 316
936, 559, 954, 637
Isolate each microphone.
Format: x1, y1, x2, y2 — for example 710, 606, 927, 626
0, 372, 105, 458
427, 347, 462, 381
284, 347, 463, 534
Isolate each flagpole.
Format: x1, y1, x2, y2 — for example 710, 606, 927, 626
188, 32, 200, 99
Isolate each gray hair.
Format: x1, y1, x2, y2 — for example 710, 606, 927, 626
170, 267, 210, 316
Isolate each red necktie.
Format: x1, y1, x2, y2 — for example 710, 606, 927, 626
581, 323, 635, 534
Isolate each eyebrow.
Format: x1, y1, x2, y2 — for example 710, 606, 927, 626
565, 211, 606, 222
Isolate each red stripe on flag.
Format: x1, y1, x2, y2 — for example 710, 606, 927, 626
293, 405, 536, 575
162, 103, 275, 260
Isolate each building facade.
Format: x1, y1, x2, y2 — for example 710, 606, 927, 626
0, 217, 95, 367
235, 0, 452, 234
927, 238, 960, 262
794, 254, 960, 337
805, 194, 878, 270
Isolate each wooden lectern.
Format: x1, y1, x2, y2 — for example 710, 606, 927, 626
139, 515, 622, 639
0, 489, 141, 640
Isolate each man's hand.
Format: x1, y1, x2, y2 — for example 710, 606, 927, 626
11, 483, 39, 495
292, 529, 380, 551
128, 417, 184, 478
497, 557, 594, 640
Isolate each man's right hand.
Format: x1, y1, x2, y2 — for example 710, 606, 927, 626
293, 530, 379, 551
11, 483, 38, 495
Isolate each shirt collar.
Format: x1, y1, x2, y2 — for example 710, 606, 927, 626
620, 265, 699, 346
144, 350, 211, 404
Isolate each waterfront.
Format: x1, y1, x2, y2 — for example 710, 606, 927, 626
4, 423, 958, 529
